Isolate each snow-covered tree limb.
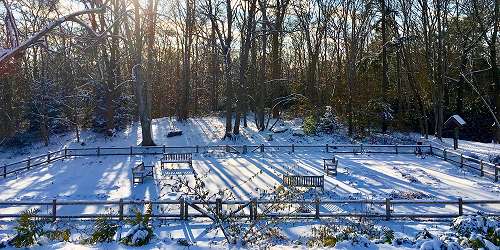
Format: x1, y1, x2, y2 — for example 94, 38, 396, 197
0, 8, 104, 65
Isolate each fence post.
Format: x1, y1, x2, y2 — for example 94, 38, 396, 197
480, 160, 484, 177
260, 144, 264, 153
216, 198, 222, 218
119, 199, 124, 221
27, 157, 31, 170
242, 145, 247, 154
385, 198, 391, 221
429, 145, 433, 155
64, 148, 67, 158
315, 198, 320, 219
47, 152, 51, 163
184, 199, 189, 219
97, 147, 100, 156
292, 144, 295, 153
395, 145, 398, 154
3, 165, 6, 178
180, 197, 185, 220
495, 165, 499, 182
460, 154, 464, 168
443, 149, 447, 161
326, 144, 329, 153
458, 197, 463, 216
52, 199, 57, 222
225, 145, 230, 153
196, 145, 199, 154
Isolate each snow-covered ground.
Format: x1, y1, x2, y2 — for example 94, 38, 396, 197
0, 116, 499, 249
426, 136, 500, 161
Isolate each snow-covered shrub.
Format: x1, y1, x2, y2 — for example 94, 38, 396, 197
306, 225, 338, 247
8, 209, 46, 248
82, 216, 118, 244
303, 115, 318, 135
317, 106, 340, 133
452, 215, 500, 237
120, 206, 154, 246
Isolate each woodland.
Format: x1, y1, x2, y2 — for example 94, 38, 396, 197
0, 0, 498, 146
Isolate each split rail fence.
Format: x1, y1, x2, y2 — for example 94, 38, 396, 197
2, 144, 498, 181
1, 143, 499, 219
0, 198, 498, 220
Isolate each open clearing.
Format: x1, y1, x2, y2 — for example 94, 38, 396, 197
1, 150, 498, 216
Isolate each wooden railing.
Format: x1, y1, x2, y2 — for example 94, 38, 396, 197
2, 144, 499, 182
0, 198, 498, 220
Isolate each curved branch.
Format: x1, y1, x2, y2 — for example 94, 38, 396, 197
0, 8, 104, 65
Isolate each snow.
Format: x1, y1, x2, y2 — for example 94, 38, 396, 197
452, 115, 466, 126
0, 115, 499, 249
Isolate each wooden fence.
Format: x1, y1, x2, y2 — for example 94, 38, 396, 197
2, 144, 499, 181
0, 198, 498, 220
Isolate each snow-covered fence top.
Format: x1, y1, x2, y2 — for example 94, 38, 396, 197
1, 144, 498, 182
0, 198, 498, 220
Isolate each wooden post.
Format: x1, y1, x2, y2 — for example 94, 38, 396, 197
47, 152, 51, 163
97, 147, 100, 156
119, 199, 124, 221
3, 165, 6, 178
52, 199, 57, 222
130, 146, 133, 155
443, 149, 447, 161
292, 144, 295, 153
184, 199, 189, 219
260, 144, 264, 153
460, 154, 464, 168
196, 145, 199, 154
458, 197, 463, 216
315, 198, 320, 219
180, 197, 185, 220
480, 160, 484, 177
27, 157, 31, 170
242, 145, 247, 154
64, 148, 67, 158
216, 198, 222, 218
395, 144, 398, 154
326, 144, 329, 153
385, 198, 391, 221
495, 165, 498, 182
225, 145, 229, 153
429, 145, 433, 155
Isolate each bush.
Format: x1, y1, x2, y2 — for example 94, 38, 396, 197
307, 225, 337, 247
82, 216, 118, 244
303, 115, 318, 135
120, 206, 154, 246
9, 209, 46, 248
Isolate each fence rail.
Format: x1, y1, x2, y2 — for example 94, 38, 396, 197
0, 198, 498, 220
2, 144, 499, 181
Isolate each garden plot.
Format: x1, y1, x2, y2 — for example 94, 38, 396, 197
0, 151, 499, 217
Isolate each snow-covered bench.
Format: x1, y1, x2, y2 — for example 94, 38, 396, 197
132, 162, 154, 184
323, 157, 338, 176
283, 175, 324, 191
161, 153, 193, 169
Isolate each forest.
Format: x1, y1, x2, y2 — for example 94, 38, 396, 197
0, 0, 498, 146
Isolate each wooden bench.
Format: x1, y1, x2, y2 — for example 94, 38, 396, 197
132, 162, 154, 184
323, 157, 338, 176
283, 175, 324, 191
161, 153, 193, 169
